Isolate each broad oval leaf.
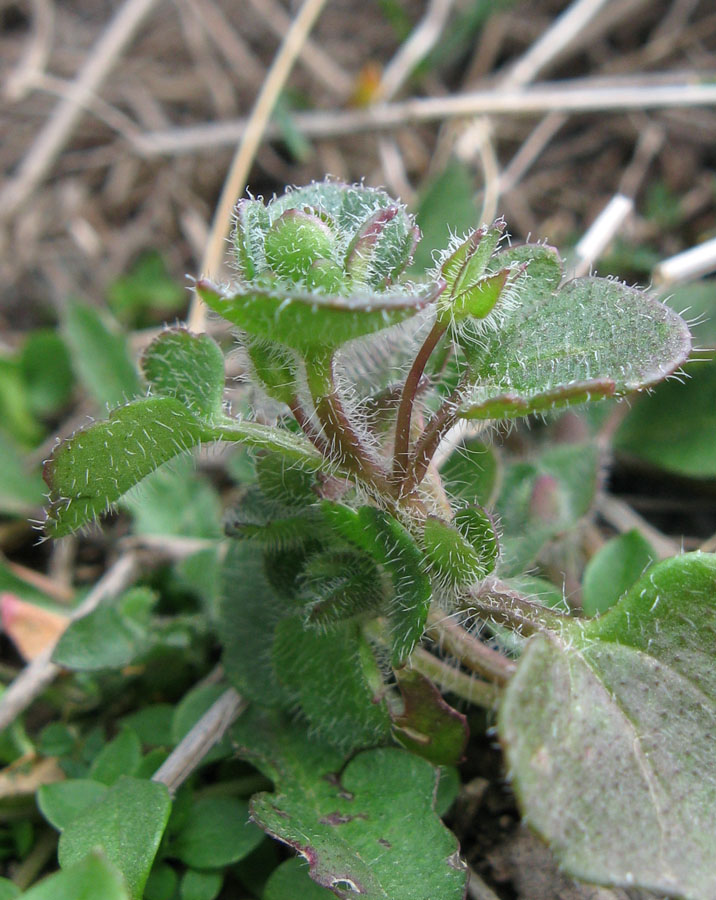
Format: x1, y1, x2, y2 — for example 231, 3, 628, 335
58, 775, 171, 900
20, 852, 128, 900
500, 552, 716, 899
459, 277, 691, 421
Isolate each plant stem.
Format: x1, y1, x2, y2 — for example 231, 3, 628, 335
411, 648, 499, 709
305, 351, 390, 491
288, 397, 330, 455
466, 576, 567, 636
427, 609, 516, 684
392, 319, 447, 486
401, 390, 461, 495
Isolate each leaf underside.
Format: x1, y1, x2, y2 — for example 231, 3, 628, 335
500, 553, 716, 900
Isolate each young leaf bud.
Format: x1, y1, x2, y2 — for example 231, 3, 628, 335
345, 206, 420, 288
232, 198, 270, 281
264, 209, 335, 282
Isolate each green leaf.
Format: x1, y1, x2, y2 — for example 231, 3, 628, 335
500, 552, 716, 899
196, 279, 436, 354
411, 161, 479, 272
144, 863, 178, 900
220, 542, 292, 707
52, 599, 149, 671
322, 504, 432, 664
662, 279, 716, 344
582, 529, 656, 616
459, 277, 691, 420
37, 780, 108, 831
19, 852, 128, 900
88, 729, 142, 785
300, 549, 383, 629
43, 397, 208, 537
141, 329, 226, 424
263, 858, 334, 899
616, 358, 716, 478
273, 617, 392, 752
233, 707, 467, 900
0, 431, 45, 516
20, 330, 74, 417
0, 878, 19, 900
256, 453, 317, 509
63, 302, 142, 408
180, 869, 223, 900
392, 668, 468, 767
120, 705, 174, 748
58, 776, 171, 900
170, 796, 264, 868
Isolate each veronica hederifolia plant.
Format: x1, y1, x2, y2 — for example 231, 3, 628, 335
42, 179, 715, 900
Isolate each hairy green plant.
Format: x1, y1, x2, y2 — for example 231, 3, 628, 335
40, 179, 716, 900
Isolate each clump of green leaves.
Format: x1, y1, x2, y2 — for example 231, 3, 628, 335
38, 179, 716, 900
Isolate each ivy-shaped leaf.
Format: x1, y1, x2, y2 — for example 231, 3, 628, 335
232, 707, 467, 900
459, 278, 691, 420
500, 552, 716, 899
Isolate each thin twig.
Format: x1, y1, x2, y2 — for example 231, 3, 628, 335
0, 0, 159, 222
152, 687, 245, 794
187, 0, 330, 333
3, 0, 55, 102
0, 552, 141, 733
596, 494, 681, 559
137, 80, 716, 157
654, 235, 716, 285
467, 867, 503, 900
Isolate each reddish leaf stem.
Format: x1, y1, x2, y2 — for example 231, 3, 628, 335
392, 319, 447, 487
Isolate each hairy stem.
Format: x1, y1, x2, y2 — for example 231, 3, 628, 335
305, 350, 391, 491
427, 608, 516, 684
411, 648, 500, 709
401, 391, 461, 496
465, 576, 568, 636
288, 397, 330, 455
392, 319, 447, 486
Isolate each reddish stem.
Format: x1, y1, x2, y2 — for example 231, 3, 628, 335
400, 392, 461, 496
288, 398, 330, 455
391, 319, 447, 487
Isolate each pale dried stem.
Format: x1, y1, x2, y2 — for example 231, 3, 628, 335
187, 0, 330, 333
3, 0, 55, 102
0, 0, 159, 222
595, 493, 681, 559
245, 0, 352, 98
137, 81, 716, 157
152, 687, 245, 794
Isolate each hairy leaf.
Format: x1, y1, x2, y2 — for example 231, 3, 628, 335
38, 780, 109, 832
274, 616, 392, 751
196, 279, 436, 354
500, 553, 716, 899
322, 504, 432, 663
440, 438, 500, 507
232, 708, 467, 900
459, 278, 690, 420
141, 329, 225, 423
43, 398, 324, 537
58, 776, 171, 900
